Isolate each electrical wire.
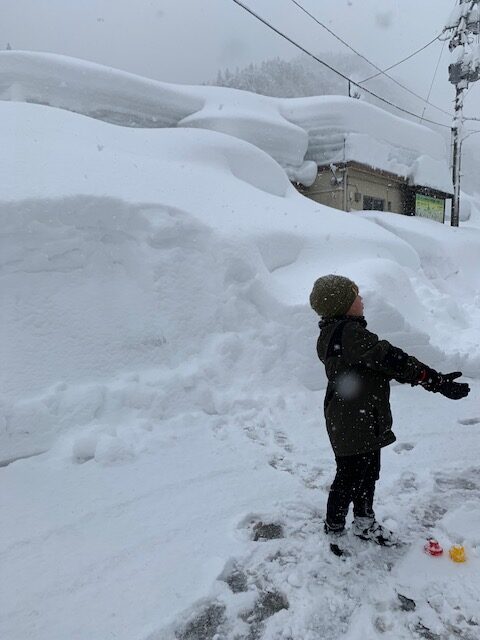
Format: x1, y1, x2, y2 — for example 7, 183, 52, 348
288, 0, 451, 117
360, 0, 459, 85
359, 35, 444, 83
420, 38, 447, 123
230, 0, 452, 128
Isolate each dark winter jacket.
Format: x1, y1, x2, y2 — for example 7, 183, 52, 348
316, 316, 426, 458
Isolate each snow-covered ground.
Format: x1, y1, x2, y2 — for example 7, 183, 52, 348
1, 95, 479, 639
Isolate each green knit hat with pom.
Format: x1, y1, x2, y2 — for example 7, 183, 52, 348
309, 274, 359, 317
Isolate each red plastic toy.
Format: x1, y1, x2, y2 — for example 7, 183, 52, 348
424, 539, 443, 556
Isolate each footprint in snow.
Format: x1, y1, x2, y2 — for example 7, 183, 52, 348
393, 442, 415, 454
268, 452, 325, 489
268, 453, 294, 475
273, 430, 294, 452
457, 416, 480, 426
235, 513, 285, 542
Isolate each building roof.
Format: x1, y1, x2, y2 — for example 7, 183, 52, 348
282, 96, 454, 195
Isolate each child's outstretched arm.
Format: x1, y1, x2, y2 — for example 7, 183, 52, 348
341, 322, 470, 400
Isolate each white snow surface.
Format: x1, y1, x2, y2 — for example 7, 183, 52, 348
0, 50, 452, 192
1, 99, 480, 640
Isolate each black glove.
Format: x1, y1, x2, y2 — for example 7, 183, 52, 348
438, 372, 470, 400
420, 369, 470, 400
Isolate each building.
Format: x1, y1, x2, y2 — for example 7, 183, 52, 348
296, 160, 452, 223
290, 97, 453, 223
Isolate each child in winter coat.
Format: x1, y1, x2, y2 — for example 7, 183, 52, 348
310, 274, 470, 548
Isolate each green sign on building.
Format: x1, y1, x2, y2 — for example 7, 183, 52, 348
415, 193, 445, 223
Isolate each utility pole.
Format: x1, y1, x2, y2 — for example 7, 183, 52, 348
444, 0, 480, 226
451, 85, 466, 227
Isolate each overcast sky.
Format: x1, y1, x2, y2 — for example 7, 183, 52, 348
2, 0, 479, 128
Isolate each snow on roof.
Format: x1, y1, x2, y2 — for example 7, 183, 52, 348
0, 50, 202, 127
0, 50, 452, 193
281, 95, 453, 194
178, 85, 312, 172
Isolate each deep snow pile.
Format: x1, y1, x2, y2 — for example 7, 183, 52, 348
0, 50, 452, 192
1, 101, 480, 640
459, 190, 480, 222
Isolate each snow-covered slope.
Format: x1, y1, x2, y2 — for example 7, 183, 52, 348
1, 100, 479, 640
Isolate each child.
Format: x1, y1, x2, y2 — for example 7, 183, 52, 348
310, 274, 470, 548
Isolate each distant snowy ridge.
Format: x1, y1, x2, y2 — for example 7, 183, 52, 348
1, 50, 451, 192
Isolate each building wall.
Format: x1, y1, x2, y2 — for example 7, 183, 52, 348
346, 165, 406, 213
298, 166, 346, 211
298, 163, 409, 214
297, 164, 448, 218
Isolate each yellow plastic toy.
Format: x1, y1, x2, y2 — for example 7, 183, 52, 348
449, 544, 466, 563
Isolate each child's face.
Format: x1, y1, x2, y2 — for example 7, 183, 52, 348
347, 294, 364, 316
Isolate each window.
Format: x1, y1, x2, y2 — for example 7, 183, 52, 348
363, 196, 385, 211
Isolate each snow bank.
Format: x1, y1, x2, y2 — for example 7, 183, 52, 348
458, 190, 480, 222
0, 51, 452, 192
362, 211, 480, 376
4, 100, 442, 457
2, 100, 478, 463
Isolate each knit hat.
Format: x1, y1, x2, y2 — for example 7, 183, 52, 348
309, 274, 359, 317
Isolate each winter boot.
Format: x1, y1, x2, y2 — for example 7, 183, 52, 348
324, 521, 349, 557
352, 517, 397, 547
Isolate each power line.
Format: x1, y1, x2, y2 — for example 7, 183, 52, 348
359, 34, 443, 83
420, 38, 447, 123
230, 0, 452, 129
361, 0, 459, 84
288, 0, 452, 117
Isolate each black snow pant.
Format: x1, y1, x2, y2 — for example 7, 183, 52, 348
325, 449, 381, 531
